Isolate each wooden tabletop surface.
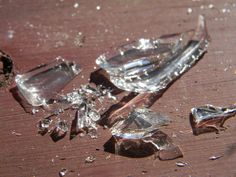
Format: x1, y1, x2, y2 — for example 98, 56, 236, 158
1, 0, 236, 177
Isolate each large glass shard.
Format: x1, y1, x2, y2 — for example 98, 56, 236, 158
190, 104, 236, 135
110, 108, 183, 160
96, 15, 210, 93
15, 57, 81, 106
111, 108, 171, 131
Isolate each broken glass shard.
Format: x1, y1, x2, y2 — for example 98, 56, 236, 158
63, 91, 84, 106
176, 161, 188, 167
110, 108, 182, 160
35, 83, 107, 140
72, 103, 89, 134
70, 103, 100, 139
31, 108, 39, 115
85, 155, 96, 163
15, 57, 81, 106
96, 15, 210, 93
38, 117, 53, 135
56, 84, 107, 109
112, 108, 171, 130
59, 168, 68, 177
50, 120, 69, 141
209, 155, 222, 160
190, 104, 236, 135
11, 130, 22, 136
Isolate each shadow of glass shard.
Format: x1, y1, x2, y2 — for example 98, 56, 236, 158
15, 57, 81, 106
101, 91, 164, 127
190, 104, 236, 135
10, 86, 39, 113
110, 108, 182, 160
96, 15, 210, 93
50, 120, 68, 142
90, 69, 124, 95
0, 50, 14, 87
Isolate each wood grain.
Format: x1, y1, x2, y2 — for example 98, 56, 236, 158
0, 0, 236, 177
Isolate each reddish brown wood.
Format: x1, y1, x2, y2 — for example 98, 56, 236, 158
0, 0, 236, 177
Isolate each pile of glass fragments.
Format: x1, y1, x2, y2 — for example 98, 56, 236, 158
12, 15, 236, 160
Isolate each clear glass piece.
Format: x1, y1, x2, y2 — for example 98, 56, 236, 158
111, 108, 182, 160
190, 104, 236, 135
15, 57, 81, 106
176, 161, 188, 167
38, 117, 52, 135
111, 108, 170, 134
209, 155, 222, 160
70, 102, 100, 139
59, 168, 68, 177
50, 120, 69, 141
85, 155, 96, 163
96, 15, 210, 93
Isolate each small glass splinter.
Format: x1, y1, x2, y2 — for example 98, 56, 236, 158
96, 15, 210, 93
59, 168, 68, 177
85, 155, 96, 163
50, 120, 68, 141
15, 57, 81, 106
38, 117, 52, 135
190, 104, 236, 135
176, 161, 188, 167
111, 108, 183, 160
209, 155, 222, 160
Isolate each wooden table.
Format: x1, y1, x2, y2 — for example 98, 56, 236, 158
0, 0, 236, 176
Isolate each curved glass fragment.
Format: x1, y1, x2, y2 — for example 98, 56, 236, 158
96, 15, 210, 93
190, 104, 236, 135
